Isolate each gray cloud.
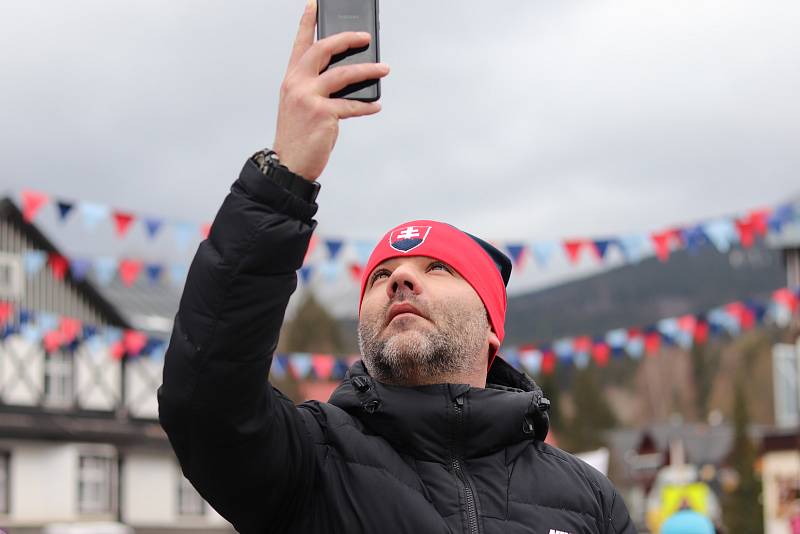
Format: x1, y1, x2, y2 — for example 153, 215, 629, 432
1, 0, 799, 315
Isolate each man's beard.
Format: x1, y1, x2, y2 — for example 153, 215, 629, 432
357, 291, 489, 386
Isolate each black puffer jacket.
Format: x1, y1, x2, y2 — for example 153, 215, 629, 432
158, 159, 636, 534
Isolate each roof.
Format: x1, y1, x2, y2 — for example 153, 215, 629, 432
98, 276, 181, 336
0, 197, 130, 328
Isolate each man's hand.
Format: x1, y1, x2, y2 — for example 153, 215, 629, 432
273, 0, 390, 182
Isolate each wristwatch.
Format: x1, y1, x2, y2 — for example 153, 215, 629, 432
252, 149, 321, 204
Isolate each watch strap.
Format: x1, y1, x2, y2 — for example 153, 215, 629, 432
252, 149, 320, 204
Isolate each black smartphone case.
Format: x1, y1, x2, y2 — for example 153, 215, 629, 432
317, 0, 381, 102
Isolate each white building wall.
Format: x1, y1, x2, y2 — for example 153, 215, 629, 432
7, 441, 77, 523
0, 336, 44, 406
75, 343, 121, 411
124, 358, 162, 419
122, 452, 229, 529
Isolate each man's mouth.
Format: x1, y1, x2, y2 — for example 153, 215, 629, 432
385, 302, 427, 326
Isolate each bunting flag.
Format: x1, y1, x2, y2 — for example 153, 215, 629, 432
145, 263, 164, 285
564, 240, 592, 265
112, 211, 135, 237
0, 302, 13, 327
506, 244, 527, 268
143, 218, 164, 240
118, 259, 143, 287
325, 239, 344, 261
48, 253, 69, 280
56, 201, 75, 222
2, 286, 798, 374
593, 240, 615, 261
23, 251, 47, 276
21, 190, 49, 223
69, 258, 92, 281
531, 241, 558, 267
201, 223, 212, 240
7, 192, 800, 285
79, 203, 110, 231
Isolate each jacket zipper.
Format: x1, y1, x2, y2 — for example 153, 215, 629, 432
453, 395, 480, 534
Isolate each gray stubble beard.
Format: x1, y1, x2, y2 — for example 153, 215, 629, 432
357, 295, 489, 386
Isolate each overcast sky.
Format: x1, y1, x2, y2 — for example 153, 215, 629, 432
1, 0, 799, 314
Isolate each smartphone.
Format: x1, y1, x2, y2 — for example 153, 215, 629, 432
317, 0, 380, 102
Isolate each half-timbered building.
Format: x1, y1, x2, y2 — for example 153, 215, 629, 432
0, 198, 233, 533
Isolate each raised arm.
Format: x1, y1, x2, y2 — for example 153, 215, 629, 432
157, 2, 390, 531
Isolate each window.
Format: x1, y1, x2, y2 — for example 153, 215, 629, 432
0, 452, 9, 514
78, 454, 116, 514
44, 350, 74, 407
0, 253, 23, 300
178, 474, 206, 516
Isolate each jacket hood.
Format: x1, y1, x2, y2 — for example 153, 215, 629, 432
328, 357, 550, 464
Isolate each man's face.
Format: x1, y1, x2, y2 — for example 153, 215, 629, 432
358, 256, 497, 385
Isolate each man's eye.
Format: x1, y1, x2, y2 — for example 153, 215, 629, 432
371, 270, 390, 284
428, 262, 451, 273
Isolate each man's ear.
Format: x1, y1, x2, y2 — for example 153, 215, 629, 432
487, 330, 501, 359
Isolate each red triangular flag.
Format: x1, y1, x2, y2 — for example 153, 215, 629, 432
21, 190, 49, 223
349, 263, 363, 283
0, 301, 14, 326
694, 321, 709, 344
592, 342, 610, 367
644, 332, 661, 355
677, 315, 697, 334
48, 253, 69, 280
573, 336, 592, 354
112, 211, 135, 237
311, 354, 336, 380
541, 351, 556, 375
304, 234, 319, 264
735, 218, 756, 248
651, 231, 673, 262
59, 317, 82, 344
563, 240, 588, 265
119, 259, 143, 287
43, 330, 64, 353
773, 288, 798, 313
749, 208, 771, 237
123, 330, 147, 356
110, 341, 126, 360
201, 222, 212, 239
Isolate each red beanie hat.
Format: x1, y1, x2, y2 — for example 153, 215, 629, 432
358, 220, 510, 367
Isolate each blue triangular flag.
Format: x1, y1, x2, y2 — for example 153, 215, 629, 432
530, 241, 557, 268
79, 203, 110, 231
19, 308, 34, 325
703, 219, 737, 253
324, 239, 344, 260
56, 201, 75, 222
768, 204, 796, 234
299, 265, 314, 285
354, 241, 374, 265
23, 251, 47, 276
681, 225, 709, 254
271, 355, 288, 379
70, 258, 92, 281
289, 353, 313, 379
172, 222, 198, 250
143, 217, 164, 240
505, 244, 526, 266
319, 260, 343, 282
618, 234, 649, 263
593, 239, 614, 261
145, 263, 164, 284
38, 312, 59, 333
93, 257, 118, 286
22, 323, 43, 343
169, 263, 189, 289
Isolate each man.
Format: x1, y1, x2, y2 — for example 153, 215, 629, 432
158, 2, 635, 533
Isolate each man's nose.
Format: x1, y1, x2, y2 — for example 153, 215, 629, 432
386, 265, 423, 300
